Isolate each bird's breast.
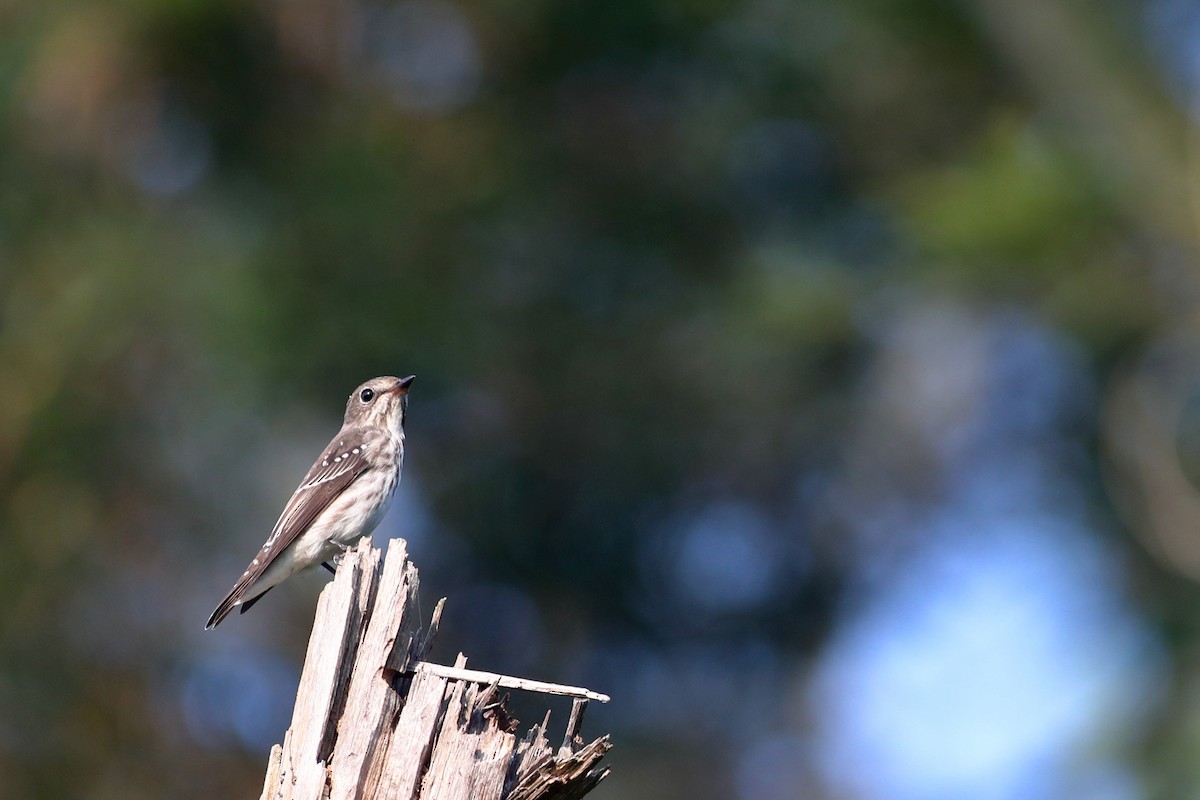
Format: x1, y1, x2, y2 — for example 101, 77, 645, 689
293, 438, 404, 563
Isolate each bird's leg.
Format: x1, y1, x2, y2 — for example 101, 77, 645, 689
325, 539, 356, 572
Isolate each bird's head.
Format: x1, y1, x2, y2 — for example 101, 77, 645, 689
344, 375, 415, 435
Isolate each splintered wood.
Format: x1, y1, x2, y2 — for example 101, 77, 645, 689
259, 539, 612, 800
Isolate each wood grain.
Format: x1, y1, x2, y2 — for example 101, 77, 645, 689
259, 539, 611, 800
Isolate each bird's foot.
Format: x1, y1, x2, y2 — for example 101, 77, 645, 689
324, 540, 356, 573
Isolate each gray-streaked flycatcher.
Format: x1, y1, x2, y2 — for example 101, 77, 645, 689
205, 375, 415, 629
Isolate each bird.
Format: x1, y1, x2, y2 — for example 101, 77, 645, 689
205, 375, 415, 629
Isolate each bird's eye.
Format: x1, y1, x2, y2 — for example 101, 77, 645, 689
360, 388, 375, 403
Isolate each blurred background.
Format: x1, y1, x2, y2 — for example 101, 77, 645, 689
1, 0, 1198, 798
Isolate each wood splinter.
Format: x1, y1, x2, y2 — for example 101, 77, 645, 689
258, 538, 612, 800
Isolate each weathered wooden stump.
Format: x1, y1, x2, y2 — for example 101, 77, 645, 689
259, 538, 611, 800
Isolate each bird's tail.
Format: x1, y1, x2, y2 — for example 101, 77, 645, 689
206, 580, 276, 628
205, 589, 241, 629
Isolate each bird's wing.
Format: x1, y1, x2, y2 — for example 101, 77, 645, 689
205, 431, 374, 628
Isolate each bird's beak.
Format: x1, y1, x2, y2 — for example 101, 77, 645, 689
392, 375, 416, 395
